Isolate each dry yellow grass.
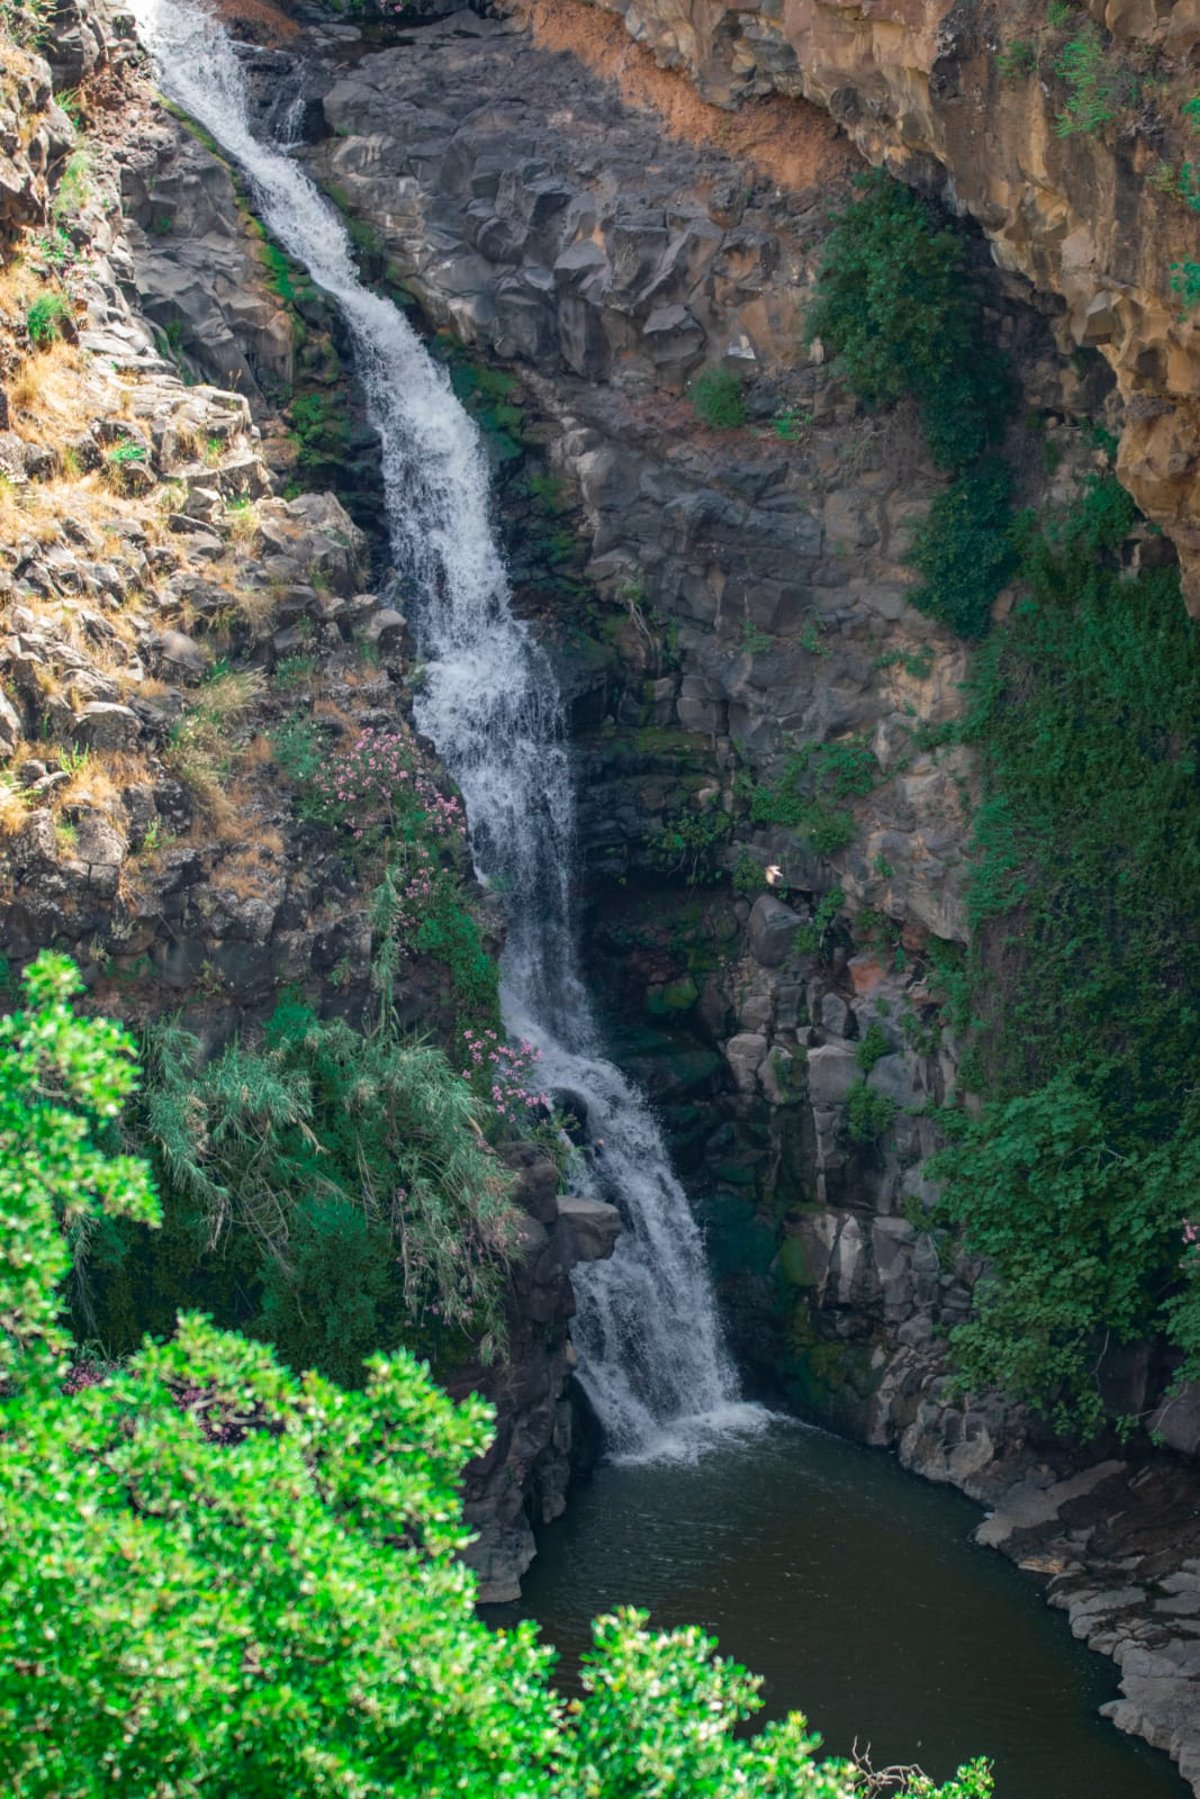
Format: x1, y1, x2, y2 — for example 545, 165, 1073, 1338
0, 256, 41, 325
8, 338, 88, 436
55, 748, 149, 816
224, 497, 261, 548
0, 778, 28, 836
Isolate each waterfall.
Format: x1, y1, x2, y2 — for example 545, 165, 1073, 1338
129, 0, 765, 1461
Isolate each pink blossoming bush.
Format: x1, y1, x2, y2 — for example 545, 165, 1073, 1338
460, 1028, 549, 1133
312, 726, 465, 850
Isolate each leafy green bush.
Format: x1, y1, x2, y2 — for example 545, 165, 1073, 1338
934, 478, 1200, 1428
25, 290, 70, 346
688, 368, 748, 430
855, 1021, 891, 1075
908, 458, 1017, 638
0, 952, 993, 1799
806, 172, 1008, 473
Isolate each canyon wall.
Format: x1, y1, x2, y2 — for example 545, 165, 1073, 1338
565, 0, 1200, 613
245, 3, 1200, 1775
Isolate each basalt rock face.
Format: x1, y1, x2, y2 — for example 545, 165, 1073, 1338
569, 0, 1200, 614
250, 5, 1200, 1773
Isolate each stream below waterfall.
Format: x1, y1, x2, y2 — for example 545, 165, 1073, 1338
493, 1423, 1188, 1797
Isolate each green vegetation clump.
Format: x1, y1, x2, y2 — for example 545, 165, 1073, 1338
806, 171, 1008, 475
908, 459, 1017, 639
749, 737, 877, 857
103, 982, 520, 1380
807, 171, 1019, 638
846, 1081, 896, 1144
290, 389, 353, 470
1171, 260, 1200, 312
1053, 23, 1135, 138
645, 807, 732, 883
688, 368, 748, 430
25, 289, 70, 346
0, 952, 994, 1798
50, 147, 90, 222
855, 1021, 891, 1075
996, 38, 1036, 80
932, 477, 1200, 1429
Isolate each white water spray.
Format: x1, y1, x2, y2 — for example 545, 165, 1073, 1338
130, 0, 764, 1460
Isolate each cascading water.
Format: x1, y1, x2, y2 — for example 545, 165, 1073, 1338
129, 0, 765, 1460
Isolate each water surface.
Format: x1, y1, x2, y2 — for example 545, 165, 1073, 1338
495, 1424, 1187, 1797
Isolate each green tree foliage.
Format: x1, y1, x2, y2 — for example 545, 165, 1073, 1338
933, 479, 1200, 1428
806, 172, 1008, 475
0, 953, 993, 1799
807, 172, 1016, 638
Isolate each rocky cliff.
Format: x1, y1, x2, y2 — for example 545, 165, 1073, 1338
5, 0, 1200, 1778
565, 0, 1200, 613
226, 0, 1200, 1777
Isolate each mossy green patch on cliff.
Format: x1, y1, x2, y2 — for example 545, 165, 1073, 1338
932, 476, 1200, 1430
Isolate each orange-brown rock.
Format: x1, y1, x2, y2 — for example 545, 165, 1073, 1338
568, 0, 1200, 606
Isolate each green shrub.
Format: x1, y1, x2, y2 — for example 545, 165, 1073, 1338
113, 980, 518, 1378
855, 1021, 891, 1075
749, 737, 877, 855
1054, 24, 1135, 137
806, 171, 1008, 473
996, 39, 1036, 80
688, 368, 748, 430
908, 458, 1017, 638
25, 290, 70, 346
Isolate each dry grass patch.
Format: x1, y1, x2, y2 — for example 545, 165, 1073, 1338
55, 747, 149, 816
0, 776, 28, 836
8, 337, 88, 434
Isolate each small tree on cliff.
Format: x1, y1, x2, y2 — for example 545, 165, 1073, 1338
0, 952, 993, 1798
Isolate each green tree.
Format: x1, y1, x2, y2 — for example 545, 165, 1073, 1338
0, 952, 992, 1797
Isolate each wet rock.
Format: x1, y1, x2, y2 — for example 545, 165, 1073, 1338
747, 894, 802, 967
556, 1194, 622, 1262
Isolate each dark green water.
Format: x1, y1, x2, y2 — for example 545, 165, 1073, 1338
492, 1422, 1187, 1798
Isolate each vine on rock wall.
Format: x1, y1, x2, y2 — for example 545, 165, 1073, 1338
807, 171, 1015, 638
932, 478, 1200, 1430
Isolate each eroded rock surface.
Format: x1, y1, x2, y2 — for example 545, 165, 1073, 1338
562, 0, 1200, 611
